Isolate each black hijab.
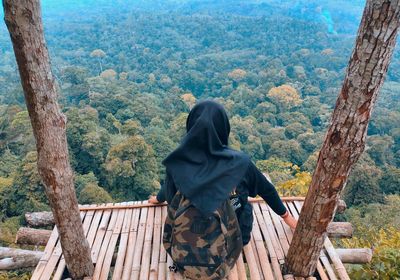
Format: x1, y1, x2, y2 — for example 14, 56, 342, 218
162, 100, 250, 216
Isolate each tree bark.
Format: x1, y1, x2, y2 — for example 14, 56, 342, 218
335, 248, 373, 264
15, 227, 52, 246
25, 211, 54, 227
0, 247, 43, 270
286, 0, 400, 277
3, 1, 94, 279
326, 222, 353, 238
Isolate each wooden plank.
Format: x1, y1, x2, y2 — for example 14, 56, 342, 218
249, 233, 264, 279
79, 201, 160, 211
121, 202, 141, 280
251, 207, 274, 280
253, 202, 283, 280
91, 203, 114, 263
259, 203, 286, 262
30, 226, 59, 280
269, 208, 290, 256
93, 204, 120, 279
41, 211, 87, 280
236, 252, 247, 280
130, 206, 148, 280
227, 263, 239, 280
319, 251, 338, 280
139, 206, 155, 279
100, 204, 126, 280
87, 207, 105, 247
149, 206, 162, 280
112, 202, 134, 280
324, 238, 350, 280
243, 243, 261, 280
51, 250, 65, 279
53, 209, 95, 280
158, 206, 168, 280
286, 202, 330, 280
279, 203, 295, 242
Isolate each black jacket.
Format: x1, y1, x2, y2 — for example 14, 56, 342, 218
157, 160, 287, 216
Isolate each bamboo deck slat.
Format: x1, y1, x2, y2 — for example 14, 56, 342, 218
285, 202, 331, 280
112, 201, 134, 280
30, 198, 350, 280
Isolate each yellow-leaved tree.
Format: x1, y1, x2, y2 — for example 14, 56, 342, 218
337, 195, 400, 280
267, 84, 302, 112
228, 68, 247, 82
181, 93, 196, 109
256, 158, 311, 196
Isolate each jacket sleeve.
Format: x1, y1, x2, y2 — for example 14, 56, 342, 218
156, 183, 166, 203
156, 171, 176, 203
241, 161, 287, 216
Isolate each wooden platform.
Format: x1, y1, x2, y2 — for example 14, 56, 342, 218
31, 198, 349, 280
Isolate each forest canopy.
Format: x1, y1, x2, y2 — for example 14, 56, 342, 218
0, 1, 399, 279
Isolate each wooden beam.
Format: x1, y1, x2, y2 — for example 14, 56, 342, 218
25, 211, 54, 227
15, 227, 52, 246
327, 222, 353, 238
335, 248, 373, 264
0, 246, 120, 271
22, 196, 306, 215
0, 247, 43, 270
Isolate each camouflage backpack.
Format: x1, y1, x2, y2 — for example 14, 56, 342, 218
163, 191, 243, 280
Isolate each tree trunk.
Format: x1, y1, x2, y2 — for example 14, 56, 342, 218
335, 248, 373, 264
0, 247, 43, 270
15, 227, 52, 246
286, 0, 400, 277
25, 211, 54, 227
3, 1, 94, 279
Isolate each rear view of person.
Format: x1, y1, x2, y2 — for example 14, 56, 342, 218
149, 100, 297, 279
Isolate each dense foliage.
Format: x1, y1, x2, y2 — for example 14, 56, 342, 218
0, 1, 399, 278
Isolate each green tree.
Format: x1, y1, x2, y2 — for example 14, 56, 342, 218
1, 152, 49, 219
121, 119, 144, 136
0, 149, 19, 177
366, 135, 394, 166
79, 183, 113, 204
168, 113, 188, 143
104, 136, 158, 200
144, 126, 176, 179
379, 167, 400, 195
90, 49, 106, 73
284, 122, 309, 139
269, 140, 306, 166
343, 158, 384, 206
66, 107, 111, 175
